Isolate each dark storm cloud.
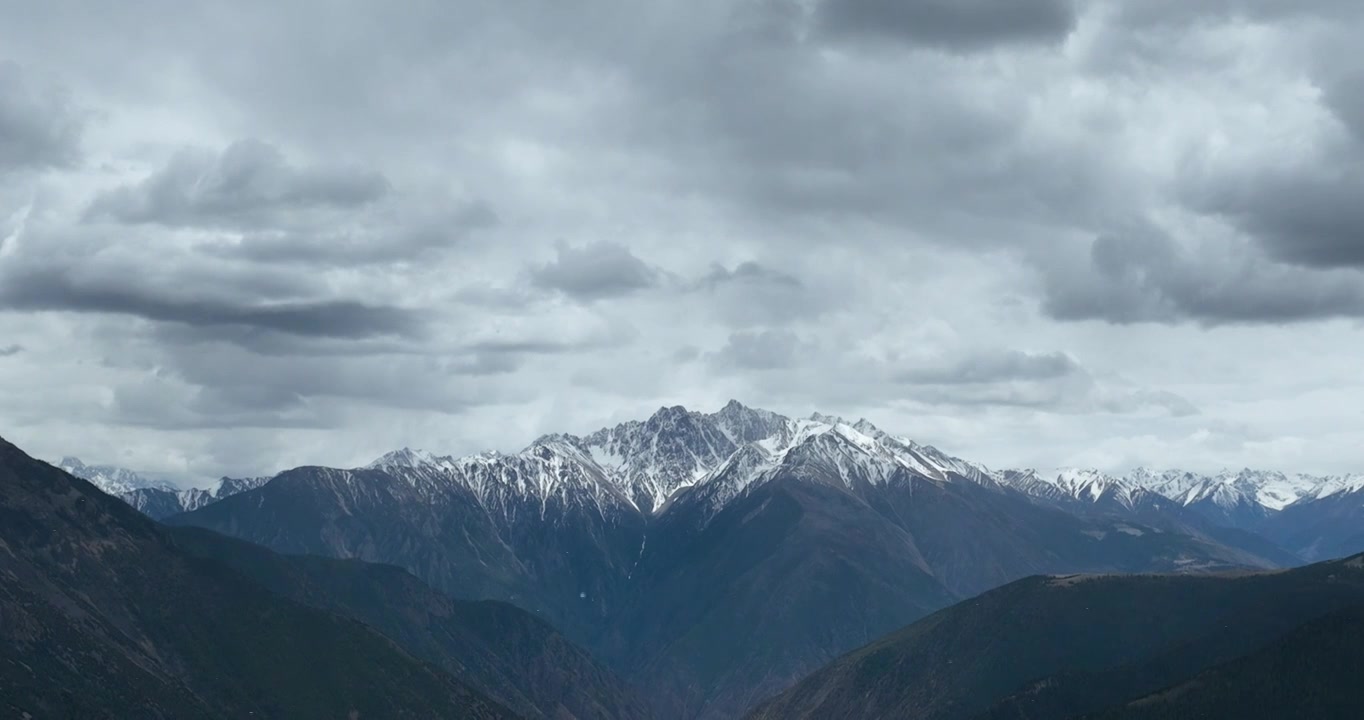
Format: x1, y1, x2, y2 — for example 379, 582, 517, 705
1040, 230, 1364, 325
86, 139, 389, 228
0, 61, 83, 171
898, 350, 1082, 385
0, 266, 423, 339
529, 242, 663, 300
814, 0, 1077, 50
1183, 74, 1364, 271
1202, 170, 1364, 270
0, 344, 22, 357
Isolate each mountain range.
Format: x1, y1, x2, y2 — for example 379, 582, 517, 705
72, 400, 1335, 719
66, 402, 1364, 566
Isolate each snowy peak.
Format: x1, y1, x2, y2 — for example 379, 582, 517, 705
1047, 469, 1143, 508
677, 412, 992, 521
211, 475, 271, 498
456, 437, 637, 517
56, 456, 175, 495
575, 404, 742, 513
366, 447, 450, 470
1129, 468, 1319, 512
999, 465, 1355, 519
357, 435, 635, 518
1303, 474, 1364, 501
710, 399, 790, 445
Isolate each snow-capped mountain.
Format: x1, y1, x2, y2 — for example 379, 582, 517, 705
1300, 473, 1364, 502
56, 455, 271, 520
998, 466, 1358, 530
117, 475, 272, 519
56, 456, 175, 495
360, 404, 994, 523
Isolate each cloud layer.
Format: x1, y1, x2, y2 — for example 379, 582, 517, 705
3, 0, 1364, 482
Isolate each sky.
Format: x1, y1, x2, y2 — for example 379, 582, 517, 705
3, 0, 1364, 485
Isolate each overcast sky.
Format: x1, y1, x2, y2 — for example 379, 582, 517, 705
3, 0, 1364, 484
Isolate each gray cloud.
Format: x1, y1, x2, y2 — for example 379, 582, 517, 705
1179, 73, 1364, 271
709, 330, 814, 372
0, 343, 22, 357
106, 342, 534, 431
529, 242, 663, 300
890, 349, 1198, 416
1112, 0, 1363, 27
4, 1, 1364, 479
909, 380, 1198, 416
898, 350, 1082, 385
1329, 71, 1364, 145
205, 201, 497, 267
0, 61, 83, 172
692, 261, 830, 327
815, 0, 1077, 50
1040, 230, 1364, 325
698, 261, 803, 290
0, 266, 423, 339
86, 139, 389, 228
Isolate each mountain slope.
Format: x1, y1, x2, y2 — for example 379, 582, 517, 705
175, 452, 647, 647
747, 555, 1364, 720
0, 435, 513, 720
609, 470, 958, 719
168, 526, 649, 720
1260, 483, 1364, 561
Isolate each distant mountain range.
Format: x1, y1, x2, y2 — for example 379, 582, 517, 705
64, 401, 1364, 560
57, 456, 269, 519
992, 466, 1364, 561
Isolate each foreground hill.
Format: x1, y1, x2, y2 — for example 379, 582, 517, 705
1086, 600, 1364, 719
749, 555, 1364, 720
0, 435, 513, 719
